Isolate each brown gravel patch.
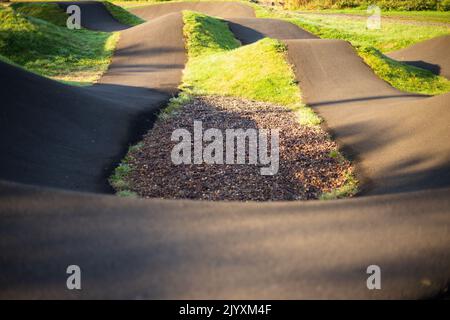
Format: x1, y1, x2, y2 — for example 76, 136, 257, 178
123, 95, 354, 201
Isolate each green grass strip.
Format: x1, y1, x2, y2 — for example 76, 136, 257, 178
103, 1, 145, 26
111, 9, 355, 199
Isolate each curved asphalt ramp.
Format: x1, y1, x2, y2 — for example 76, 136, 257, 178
131, 1, 255, 19
0, 6, 186, 192
225, 18, 450, 195
57, 1, 128, 32
387, 35, 450, 79
228, 18, 318, 44
283, 39, 449, 195
1, 2, 450, 299
0, 61, 167, 192
99, 12, 185, 94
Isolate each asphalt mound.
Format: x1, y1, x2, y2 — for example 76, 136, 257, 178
388, 35, 450, 79
284, 39, 419, 106
0, 60, 168, 192
123, 96, 353, 201
0, 179, 449, 299
1, 1, 450, 299
57, 1, 129, 32
99, 12, 186, 94
131, 1, 255, 19
0, 7, 187, 192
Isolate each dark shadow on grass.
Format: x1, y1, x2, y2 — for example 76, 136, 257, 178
227, 21, 265, 45
401, 60, 442, 76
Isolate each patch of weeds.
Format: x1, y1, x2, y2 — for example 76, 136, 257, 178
158, 92, 193, 120
109, 142, 145, 195
117, 190, 138, 198
128, 141, 144, 153
319, 169, 359, 200
328, 149, 348, 163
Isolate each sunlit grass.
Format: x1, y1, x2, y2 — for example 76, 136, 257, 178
0, 4, 119, 83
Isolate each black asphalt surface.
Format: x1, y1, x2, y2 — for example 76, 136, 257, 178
130, 1, 256, 19
0, 2, 187, 192
388, 35, 450, 79
0, 60, 169, 192
1, 180, 450, 299
284, 39, 449, 195
98, 12, 186, 94
0, 1, 449, 299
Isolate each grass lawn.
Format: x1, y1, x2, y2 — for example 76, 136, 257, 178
109, 143, 141, 197
183, 38, 301, 104
284, 14, 449, 52
300, 8, 450, 24
0, 3, 119, 84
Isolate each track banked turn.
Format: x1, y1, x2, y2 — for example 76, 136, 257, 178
0, 1, 449, 299
388, 35, 450, 79
58, 1, 128, 31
